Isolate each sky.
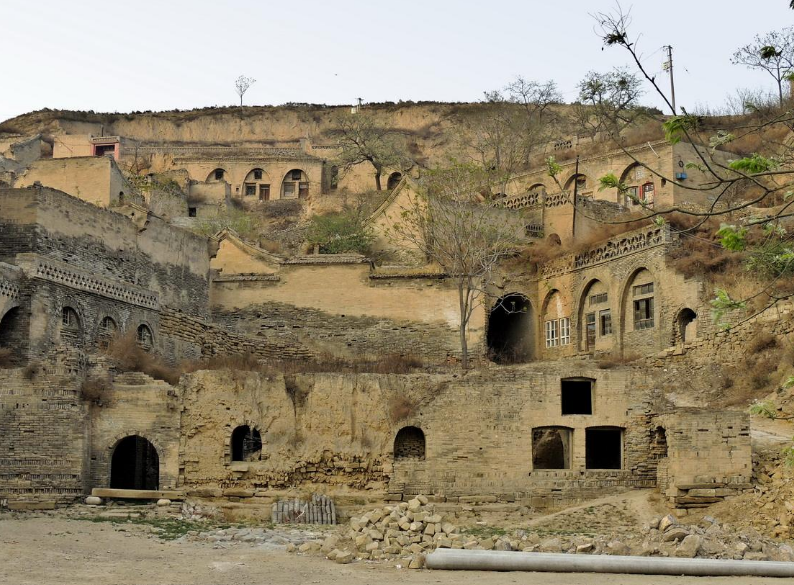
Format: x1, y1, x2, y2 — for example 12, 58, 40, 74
1, 0, 792, 123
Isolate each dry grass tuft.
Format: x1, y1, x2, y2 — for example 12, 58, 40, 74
388, 394, 418, 421
105, 331, 181, 385
80, 376, 112, 404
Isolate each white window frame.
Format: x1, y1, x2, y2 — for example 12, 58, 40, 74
559, 317, 571, 345
545, 320, 559, 348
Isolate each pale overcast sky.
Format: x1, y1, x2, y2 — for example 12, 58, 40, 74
1, 0, 792, 123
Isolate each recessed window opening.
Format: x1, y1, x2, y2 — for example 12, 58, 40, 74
214, 169, 225, 181
394, 426, 425, 460
245, 183, 256, 196
254, 169, 263, 180
188, 207, 197, 217
599, 309, 612, 335
231, 425, 262, 461
634, 298, 654, 330
62, 307, 80, 329
633, 283, 654, 296
585, 427, 623, 469
137, 324, 153, 350
532, 427, 571, 469
561, 378, 593, 415
291, 169, 302, 181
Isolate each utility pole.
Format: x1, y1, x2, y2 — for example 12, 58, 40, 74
663, 45, 677, 114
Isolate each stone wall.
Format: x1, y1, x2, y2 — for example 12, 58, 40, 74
176, 365, 695, 508
0, 368, 87, 506
655, 409, 752, 510
0, 187, 211, 319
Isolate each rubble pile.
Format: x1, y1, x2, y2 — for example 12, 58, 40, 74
289, 495, 459, 567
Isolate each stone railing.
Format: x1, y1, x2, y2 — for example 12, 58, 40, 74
544, 191, 570, 208
495, 191, 541, 210
0, 280, 19, 300
541, 225, 671, 278
23, 255, 159, 310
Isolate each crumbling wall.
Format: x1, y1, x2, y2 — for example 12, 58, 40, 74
655, 409, 752, 510
178, 366, 678, 508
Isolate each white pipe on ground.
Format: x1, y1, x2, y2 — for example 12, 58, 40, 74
425, 549, 794, 578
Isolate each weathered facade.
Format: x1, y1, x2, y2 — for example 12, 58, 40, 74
0, 117, 759, 517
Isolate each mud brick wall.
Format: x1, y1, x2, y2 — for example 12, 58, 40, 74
212, 301, 464, 362
0, 369, 87, 505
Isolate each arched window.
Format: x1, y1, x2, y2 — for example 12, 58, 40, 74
231, 425, 262, 461
625, 269, 655, 331
565, 173, 591, 196
98, 316, 117, 349
281, 169, 309, 199
542, 290, 570, 348
243, 168, 270, 200
579, 280, 610, 352
651, 426, 668, 459
394, 426, 425, 460
136, 324, 153, 350
111, 435, 159, 490
207, 168, 227, 183
487, 293, 533, 363
387, 172, 403, 190
62, 307, 80, 330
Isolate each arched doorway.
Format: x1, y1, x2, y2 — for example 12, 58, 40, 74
394, 426, 425, 460
677, 308, 697, 343
231, 425, 263, 461
387, 172, 403, 190
0, 307, 20, 348
487, 293, 533, 363
110, 435, 159, 490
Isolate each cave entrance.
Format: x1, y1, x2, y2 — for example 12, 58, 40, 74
110, 435, 159, 490
487, 293, 533, 363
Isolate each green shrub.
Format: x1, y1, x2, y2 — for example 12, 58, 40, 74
306, 210, 372, 254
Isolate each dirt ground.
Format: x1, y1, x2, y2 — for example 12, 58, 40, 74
0, 516, 789, 585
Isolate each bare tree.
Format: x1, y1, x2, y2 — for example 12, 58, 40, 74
573, 68, 644, 138
235, 75, 256, 106
388, 162, 520, 368
330, 111, 413, 190
732, 27, 794, 106
460, 79, 560, 194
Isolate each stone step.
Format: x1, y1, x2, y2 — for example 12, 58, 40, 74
91, 488, 185, 501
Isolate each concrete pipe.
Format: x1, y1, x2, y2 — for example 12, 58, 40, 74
425, 549, 794, 578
